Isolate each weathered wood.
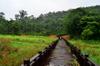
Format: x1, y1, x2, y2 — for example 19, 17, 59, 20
24, 59, 30, 66
21, 39, 59, 66
63, 39, 97, 66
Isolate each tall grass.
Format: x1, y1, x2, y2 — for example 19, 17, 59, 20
0, 35, 56, 66
69, 39, 100, 65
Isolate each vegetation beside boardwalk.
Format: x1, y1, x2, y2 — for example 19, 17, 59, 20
0, 35, 55, 66
69, 39, 100, 65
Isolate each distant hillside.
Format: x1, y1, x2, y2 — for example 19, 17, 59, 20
0, 5, 100, 39
64, 5, 100, 39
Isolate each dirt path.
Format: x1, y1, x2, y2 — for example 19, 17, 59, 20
45, 39, 74, 66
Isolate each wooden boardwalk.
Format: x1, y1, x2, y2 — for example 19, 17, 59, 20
22, 39, 97, 66
46, 39, 74, 66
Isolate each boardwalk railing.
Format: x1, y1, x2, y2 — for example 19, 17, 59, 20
21, 39, 59, 66
63, 39, 97, 66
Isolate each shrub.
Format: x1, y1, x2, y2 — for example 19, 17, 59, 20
81, 29, 93, 39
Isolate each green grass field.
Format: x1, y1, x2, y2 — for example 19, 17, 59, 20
0, 35, 56, 66
69, 39, 100, 65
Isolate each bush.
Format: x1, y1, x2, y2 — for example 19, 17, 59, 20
81, 29, 93, 40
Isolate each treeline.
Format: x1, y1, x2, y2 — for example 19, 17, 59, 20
64, 5, 100, 40
0, 10, 67, 35
0, 5, 100, 39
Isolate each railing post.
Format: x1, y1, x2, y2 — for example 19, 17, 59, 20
21, 40, 58, 66
24, 59, 30, 66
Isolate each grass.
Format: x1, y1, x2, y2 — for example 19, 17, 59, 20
0, 35, 56, 66
69, 39, 100, 65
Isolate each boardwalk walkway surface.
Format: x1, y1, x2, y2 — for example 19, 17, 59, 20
46, 39, 73, 66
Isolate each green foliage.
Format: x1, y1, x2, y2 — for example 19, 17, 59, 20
0, 10, 67, 35
70, 39, 100, 65
0, 35, 55, 66
81, 29, 93, 39
64, 5, 100, 40
0, 5, 100, 39
64, 8, 86, 37
80, 13, 100, 39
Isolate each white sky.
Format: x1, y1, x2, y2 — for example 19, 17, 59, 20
0, 0, 100, 19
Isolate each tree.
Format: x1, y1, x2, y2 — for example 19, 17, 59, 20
80, 13, 100, 39
15, 14, 20, 20
19, 10, 27, 19
0, 12, 5, 19
64, 8, 86, 37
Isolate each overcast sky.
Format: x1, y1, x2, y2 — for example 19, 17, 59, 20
0, 0, 100, 19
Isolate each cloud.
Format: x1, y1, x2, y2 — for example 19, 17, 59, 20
0, 0, 100, 19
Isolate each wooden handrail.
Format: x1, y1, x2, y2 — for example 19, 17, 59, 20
21, 39, 59, 66
64, 39, 97, 66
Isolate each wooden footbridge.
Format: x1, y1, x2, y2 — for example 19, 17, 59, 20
21, 36, 97, 66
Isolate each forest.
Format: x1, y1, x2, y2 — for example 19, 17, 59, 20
0, 5, 100, 40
